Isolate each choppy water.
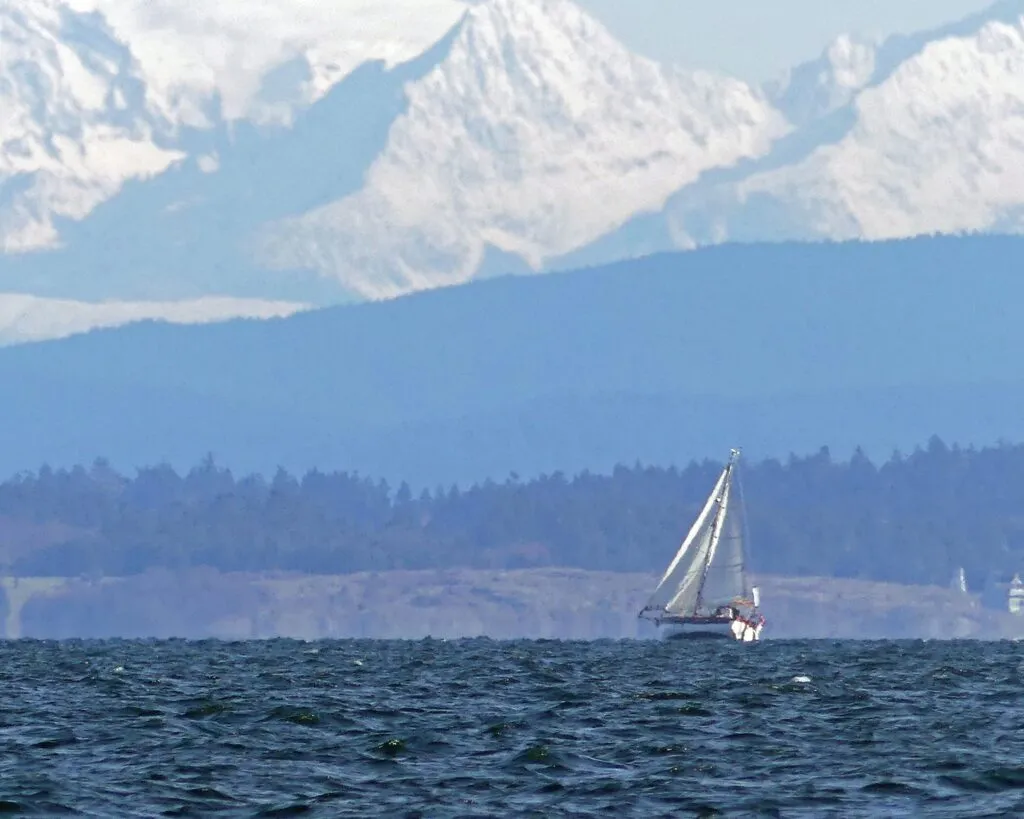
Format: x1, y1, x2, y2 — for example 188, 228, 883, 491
1, 639, 1023, 816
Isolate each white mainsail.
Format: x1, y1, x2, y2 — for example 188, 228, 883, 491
699, 495, 749, 608
641, 449, 750, 620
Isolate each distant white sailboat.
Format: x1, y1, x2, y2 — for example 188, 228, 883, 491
639, 448, 765, 641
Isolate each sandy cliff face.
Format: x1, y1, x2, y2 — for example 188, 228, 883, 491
3, 569, 1019, 640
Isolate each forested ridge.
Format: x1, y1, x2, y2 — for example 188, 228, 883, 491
2, 435, 1023, 590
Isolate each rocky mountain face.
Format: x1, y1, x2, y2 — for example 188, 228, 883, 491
2, 0, 1023, 341
0, 0, 181, 252
636, 1, 1024, 254
254, 0, 787, 298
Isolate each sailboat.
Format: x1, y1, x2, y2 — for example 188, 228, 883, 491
639, 448, 765, 641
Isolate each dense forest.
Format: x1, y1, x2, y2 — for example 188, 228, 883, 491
2, 436, 1024, 592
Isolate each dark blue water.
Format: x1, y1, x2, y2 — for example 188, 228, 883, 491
1, 639, 1022, 817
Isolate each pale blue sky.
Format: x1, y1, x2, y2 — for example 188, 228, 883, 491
578, 0, 995, 81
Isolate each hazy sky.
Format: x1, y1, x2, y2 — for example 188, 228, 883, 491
578, 0, 995, 81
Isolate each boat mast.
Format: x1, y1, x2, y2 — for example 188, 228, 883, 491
693, 449, 740, 613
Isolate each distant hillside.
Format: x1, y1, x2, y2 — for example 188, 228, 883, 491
3, 235, 1024, 485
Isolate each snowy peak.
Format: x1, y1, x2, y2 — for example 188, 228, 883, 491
456, 0, 616, 69
58, 0, 468, 125
770, 0, 1024, 128
657, 1, 1024, 250
0, 0, 182, 251
768, 34, 878, 126
826, 34, 878, 89
256, 0, 787, 298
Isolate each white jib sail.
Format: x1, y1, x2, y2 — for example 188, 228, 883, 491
643, 466, 728, 616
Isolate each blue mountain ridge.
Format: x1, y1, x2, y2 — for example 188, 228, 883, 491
2, 234, 1023, 487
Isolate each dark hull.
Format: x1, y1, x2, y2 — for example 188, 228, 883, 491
663, 629, 735, 641
658, 616, 763, 642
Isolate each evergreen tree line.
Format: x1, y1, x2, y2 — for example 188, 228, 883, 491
2, 435, 1023, 589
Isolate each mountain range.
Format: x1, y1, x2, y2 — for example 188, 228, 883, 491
2, 0, 1024, 342
3, 234, 1024, 487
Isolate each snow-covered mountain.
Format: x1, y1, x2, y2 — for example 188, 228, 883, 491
766, 33, 878, 128
61, 0, 468, 125
646, 0, 1024, 251
254, 0, 787, 298
3, 0, 1024, 343
0, 0, 788, 311
0, 0, 467, 255
0, 0, 467, 339
0, 0, 183, 252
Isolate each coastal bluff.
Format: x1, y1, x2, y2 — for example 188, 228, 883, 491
1, 570, 1020, 641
